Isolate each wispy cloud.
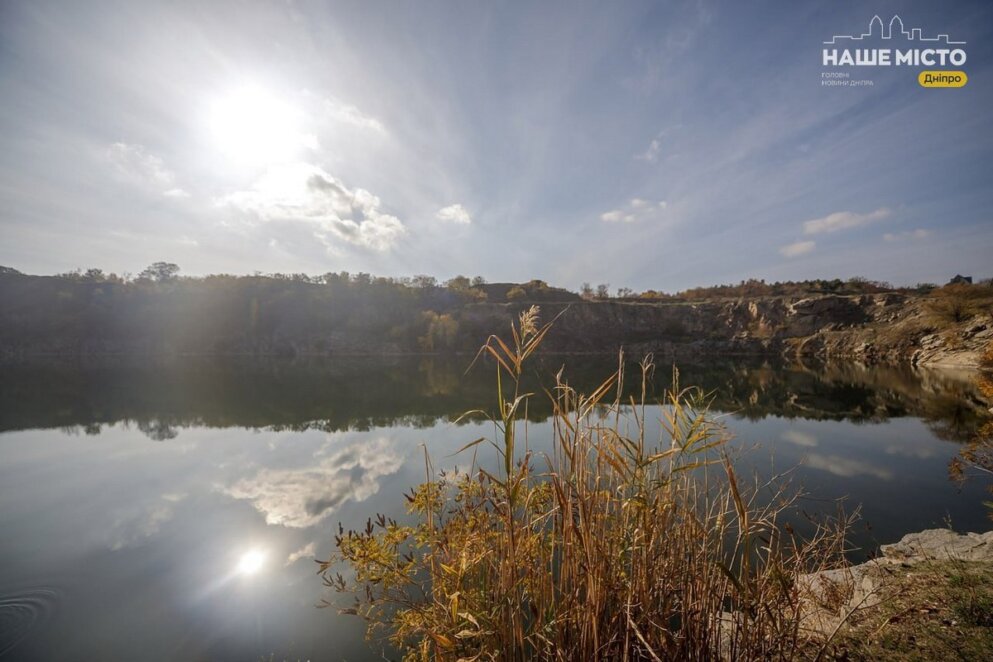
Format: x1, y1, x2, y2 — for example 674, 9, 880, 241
436, 203, 472, 225
779, 240, 815, 258
802, 208, 891, 235
883, 228, 930, 242
601, 198, 667, 223
219, 163, 406, 251
636, 137, 663, 163
107, 142, 189, 198
324, 98, 387, 135
635, 126, 680, 163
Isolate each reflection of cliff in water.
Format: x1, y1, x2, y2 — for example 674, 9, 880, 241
683, 360, 989, 442
0, 356, 988, 441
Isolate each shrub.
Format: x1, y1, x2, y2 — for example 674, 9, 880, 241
926, 283, 990, 325
506, 286, 526, 300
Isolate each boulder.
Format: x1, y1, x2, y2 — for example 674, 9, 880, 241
880, 528, 993, 562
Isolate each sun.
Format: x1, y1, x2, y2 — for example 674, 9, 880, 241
236, 548, 267, 576
209, 85, 311, 165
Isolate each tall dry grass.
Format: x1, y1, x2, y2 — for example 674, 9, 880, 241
319, 307, 852, 660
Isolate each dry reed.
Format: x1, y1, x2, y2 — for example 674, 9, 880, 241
319, 307, 852, 660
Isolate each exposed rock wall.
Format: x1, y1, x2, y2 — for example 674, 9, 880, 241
463, 294, 990, 368
1, 278, 989, 365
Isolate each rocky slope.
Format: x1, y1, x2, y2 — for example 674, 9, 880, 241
799, 529, 993, 647
1, 269, 990, 365
462, 293, 991, 368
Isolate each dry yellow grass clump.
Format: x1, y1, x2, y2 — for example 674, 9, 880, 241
319, 307, 852, 660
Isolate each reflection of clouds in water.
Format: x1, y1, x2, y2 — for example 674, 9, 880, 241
884, 442, 937, 460
781, 430, 818, 447
108, 493, 186, 550
285, 541, 317, 566
805, 453, 893, 480
225, 437, 403, 527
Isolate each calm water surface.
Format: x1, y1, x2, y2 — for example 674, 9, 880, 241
0, 356, 989, 660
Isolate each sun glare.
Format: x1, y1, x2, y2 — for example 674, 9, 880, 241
236, 548, 267, 576
209, 85, 310, 165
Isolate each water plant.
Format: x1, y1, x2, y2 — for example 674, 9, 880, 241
319, 307, 851, 660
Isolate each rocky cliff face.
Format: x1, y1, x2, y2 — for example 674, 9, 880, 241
2, 273, 989, 365
461, 293, 991, 368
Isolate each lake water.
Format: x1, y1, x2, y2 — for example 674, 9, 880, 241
0, 356, 989, 660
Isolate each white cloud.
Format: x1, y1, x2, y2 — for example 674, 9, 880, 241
779, 240, 816, 258
802, 207, 891, 235
224, 437, 403, 528
436, 203, 472, 225
219, 163, 406, 251
883, 228, 930, 242
601, 198, 667, 223
107, 142, 189, 198
324, 98, 387, 135
285, 541, 317, 566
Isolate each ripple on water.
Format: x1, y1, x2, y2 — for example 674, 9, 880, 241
0, 588, 60, 657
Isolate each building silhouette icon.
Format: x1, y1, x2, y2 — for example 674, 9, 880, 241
824, 15, 965, 45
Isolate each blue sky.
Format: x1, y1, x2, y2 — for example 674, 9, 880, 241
1, 0, 990, 291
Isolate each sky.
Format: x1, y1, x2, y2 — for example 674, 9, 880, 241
1, 0, 991, 292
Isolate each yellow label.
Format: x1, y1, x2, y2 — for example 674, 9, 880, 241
918, 71, 968, 87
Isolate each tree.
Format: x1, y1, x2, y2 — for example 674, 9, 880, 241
616, 287, 634, 298
471, 276, 487, 287
417, 311, 459, 351
446, 275, 472, 291
139, 262, 180, 282
412, 275, 437, 289
595, 283, 610, 299
580, 282, 594, 299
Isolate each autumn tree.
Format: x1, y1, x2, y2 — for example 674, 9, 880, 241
417, 311, 459, 351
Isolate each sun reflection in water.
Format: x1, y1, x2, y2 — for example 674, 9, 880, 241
236, 548, 267, 576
